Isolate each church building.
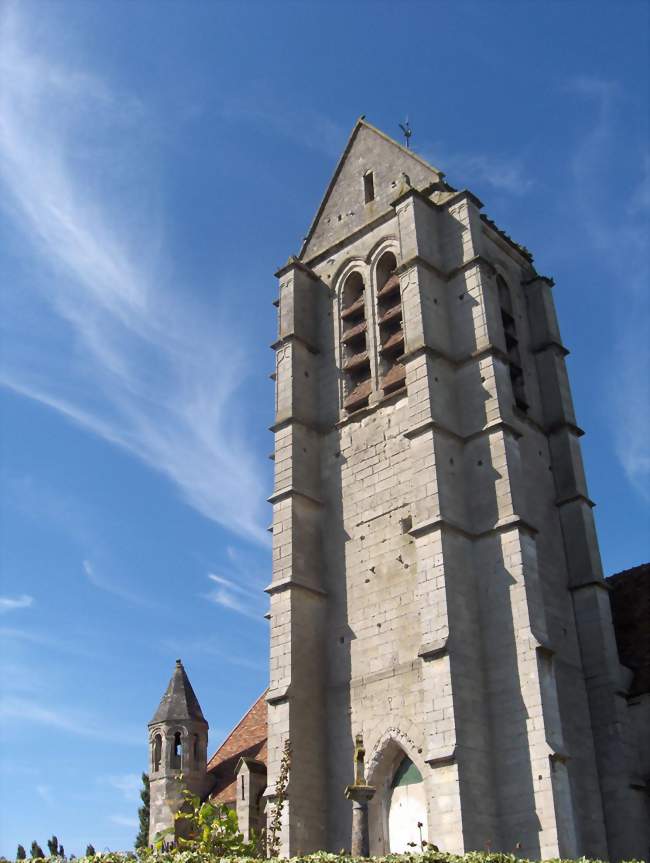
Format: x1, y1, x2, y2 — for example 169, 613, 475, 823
148, 119, 650, 861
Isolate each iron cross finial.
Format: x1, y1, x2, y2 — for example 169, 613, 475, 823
399, 118, 412, 149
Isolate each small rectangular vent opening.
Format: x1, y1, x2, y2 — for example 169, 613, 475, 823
363, 171, 375, 204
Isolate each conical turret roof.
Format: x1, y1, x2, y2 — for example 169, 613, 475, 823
149, 659, 208, 726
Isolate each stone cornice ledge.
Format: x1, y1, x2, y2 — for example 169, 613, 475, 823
270, 333, 320, 354
267, 486, 323, 506
555, 492, 595, 508
467, 343, 510, 365
403, 417, 522, 443
464, 418, 523, 442
546, 420, 585, 437
568, 578, 612, 593
274, 256, 319, 280
522, 274, 555, 288
394, 252, 496, 283
400, 342, 511, 370
395, 253, 447, 281
480, 515, 538, 537
531, 339, 569, 357
533, 637, 556, 657
400, 343, 455, 365
440, 188, 484, 210
418, 637, 449, 661
409, 516, 473, 540
425, 745, 457, 768
448, 254, 497, 280
409, 514, 537, 540
266, 685, 291, 705
265, 577, 327, 599
403, 418, 463, 442
269, 416, 325, 435
549, 748, 571, 765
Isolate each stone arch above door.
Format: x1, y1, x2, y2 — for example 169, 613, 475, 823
365, 729, 429, 856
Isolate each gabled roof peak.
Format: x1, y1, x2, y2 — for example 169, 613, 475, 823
298, 117, 444, 262
149, 659, 208, 726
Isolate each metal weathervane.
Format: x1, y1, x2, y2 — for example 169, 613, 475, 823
399, 118, 412, 149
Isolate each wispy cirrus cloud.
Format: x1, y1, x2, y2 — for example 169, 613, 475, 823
0, 694, 142, 745
0, 594, 33, 613
82, 559, 152, 608
0, 625, 105, 660
566, 76, 649, 499
0, 3, 268, 545
159, 635, 265, 671
203, 572, 264, 621
423, 144, 534, 196
36, 785, 53, 804
201, 543, 267, 621
213, 88, 346, 158
104, 773, 142, 803
108, 814, 139, 829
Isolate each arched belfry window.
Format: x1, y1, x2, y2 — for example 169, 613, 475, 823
171, 731, 182, 769
341, 272, 372, 411
376, 252, 406, 395
387, 756, 428, 853
152, 734, 162, 773
497, 275, 528, 411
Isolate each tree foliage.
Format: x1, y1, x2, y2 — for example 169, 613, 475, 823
9, 849, 646, 863
16, 848, 26, 861
84, 849, 95, 859
153, 790, 257, 858
29, 844, 45, 860
267, 738, 291, 859
135, 773, 151, 850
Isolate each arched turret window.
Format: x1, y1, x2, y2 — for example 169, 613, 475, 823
152, 734, 162, 773
171, 731, 182, 769
341, 272, 372, 411
497, 275, 528, 411
376, 252, 406, 395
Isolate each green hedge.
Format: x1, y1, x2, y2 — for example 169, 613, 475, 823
8, 852, 643, 863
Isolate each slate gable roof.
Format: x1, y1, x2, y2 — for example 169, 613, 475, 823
608, 563, 650, 696
149, 659, 208, 726
207, 691, 267, 804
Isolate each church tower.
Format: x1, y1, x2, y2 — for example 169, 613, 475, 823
266, 120, 649, 859
148, 660, 210, 845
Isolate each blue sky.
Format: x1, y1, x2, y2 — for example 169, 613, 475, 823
0, 0, 648, 855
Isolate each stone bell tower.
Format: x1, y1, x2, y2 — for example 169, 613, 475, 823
148, 659, 210, 845
266, 119, 649, 860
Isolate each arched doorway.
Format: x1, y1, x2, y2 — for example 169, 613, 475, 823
388, 756, 428, 853
367, 735, 429, 855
